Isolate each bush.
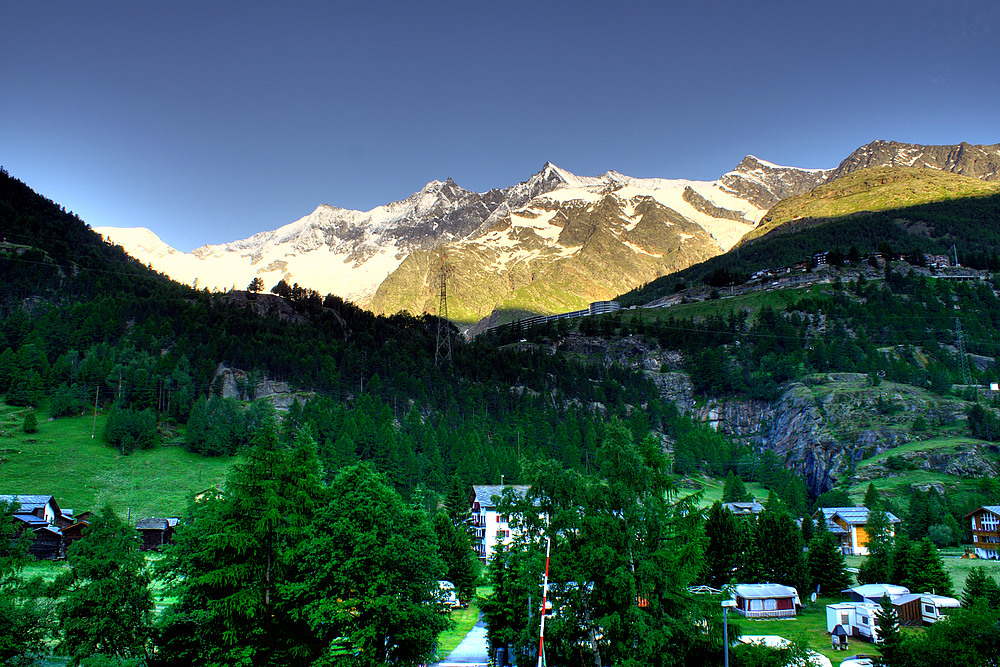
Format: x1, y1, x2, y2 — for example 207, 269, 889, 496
23, 411, 37, 434
912, 416, 928, 432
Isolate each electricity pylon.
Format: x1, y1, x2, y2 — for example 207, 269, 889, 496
435, 259, 452, 365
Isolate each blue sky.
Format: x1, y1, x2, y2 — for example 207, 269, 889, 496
2, 1, 998, 252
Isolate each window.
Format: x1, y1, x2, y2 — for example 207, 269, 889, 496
763, 599, 777, 611
749, 599, 762, 611
841, 612, 850, 624
861, 616, 869, 625
924, 604, 935, 614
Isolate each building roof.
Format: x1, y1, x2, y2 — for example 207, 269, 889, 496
0, 494, 56, 511
470, 485, 530, 508
892, 593, 923, 605
136, 518, 170, 531
12, 513, 48, 527
733, 583, 799, 599
815, 507, 901, 525
722, 500, 765, 515
964, 505, 1000, 519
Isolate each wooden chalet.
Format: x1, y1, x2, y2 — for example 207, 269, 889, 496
3, 494, 76, 560
12, 514, 63, 560
61, 518, 92, 550
965, 506, 1000, 559
136, 517, 179, 551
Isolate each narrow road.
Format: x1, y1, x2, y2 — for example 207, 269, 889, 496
432, 616, 489, 667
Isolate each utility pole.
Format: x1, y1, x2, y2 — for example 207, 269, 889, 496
92, 386, 99, 439
956, 317, 978, 401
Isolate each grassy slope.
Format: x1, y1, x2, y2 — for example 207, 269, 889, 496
747, 166, 1000, 241
0, 402, 233, 519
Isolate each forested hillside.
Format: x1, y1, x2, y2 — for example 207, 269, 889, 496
0, 167, 682, 498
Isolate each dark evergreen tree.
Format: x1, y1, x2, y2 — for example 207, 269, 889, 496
806, 518, 850, 596
875, 594, 905, 667
863, 482, 880, 509
800, 512, 814, 545
722, 471, 751, 503
57, 506, 153, 663
283, 463, 450, 667
0, 500, 51, 666
752, 503, 807, 593
433, 510, 481, 603
962, 566, 1000, 609
156, 418, 323, 666
904, 539, 953, 596
702, 501, 750, 587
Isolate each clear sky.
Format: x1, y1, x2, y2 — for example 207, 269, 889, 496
2, 1, 998, 252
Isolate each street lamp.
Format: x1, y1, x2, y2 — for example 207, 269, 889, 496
721, 599, 736, 667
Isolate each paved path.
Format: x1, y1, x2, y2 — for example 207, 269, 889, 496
432, 616, 490, 667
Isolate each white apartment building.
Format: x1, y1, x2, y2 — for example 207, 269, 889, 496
469, 484, 530, 562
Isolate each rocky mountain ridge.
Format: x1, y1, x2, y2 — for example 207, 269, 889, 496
95, 156, 826, 310
96, 140, 1000, 323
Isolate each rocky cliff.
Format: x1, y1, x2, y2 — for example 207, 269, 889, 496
554, 332, 977, 496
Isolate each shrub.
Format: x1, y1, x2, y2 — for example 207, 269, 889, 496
23, 411, 37, 434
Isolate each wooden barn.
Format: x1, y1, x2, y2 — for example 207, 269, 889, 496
61, 519, 92, 551
136, 517, 179, 551
13, 514, 64, 560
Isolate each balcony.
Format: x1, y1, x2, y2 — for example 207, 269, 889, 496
972, 529, 1000, 538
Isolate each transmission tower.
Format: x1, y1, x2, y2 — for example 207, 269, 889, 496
435, 260, 452, 365
956, 317, 972, 386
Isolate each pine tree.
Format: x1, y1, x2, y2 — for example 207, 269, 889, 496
864, 482, 880, 509
57, 505, 153, 662
722, 471, 751, 503
702, 501, 750, 587
800, 512, 814, 545
445, 474, 469, 524
858, 508, 894, 584
962, 566, 1000, 609
753, 503, 807, 592
906, 539, 954, 596
807, 521, 850, 596
433, 510, 481, 603
0, 499, 50, 664
286, 463, 450, 666
875, 594, 905, 666
156, 415, 323, 665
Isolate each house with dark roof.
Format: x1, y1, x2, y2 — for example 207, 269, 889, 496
136, 517, 180, 551
812, 507, 901, 556
722, 500, 765, 517
469, 485, 530, 562
2, 494, 75, 560
10, 513, 63, 560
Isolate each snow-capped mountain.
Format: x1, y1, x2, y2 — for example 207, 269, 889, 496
97, 140, 999, 327
98, 166, 569, 303
97, 159, 809, 307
